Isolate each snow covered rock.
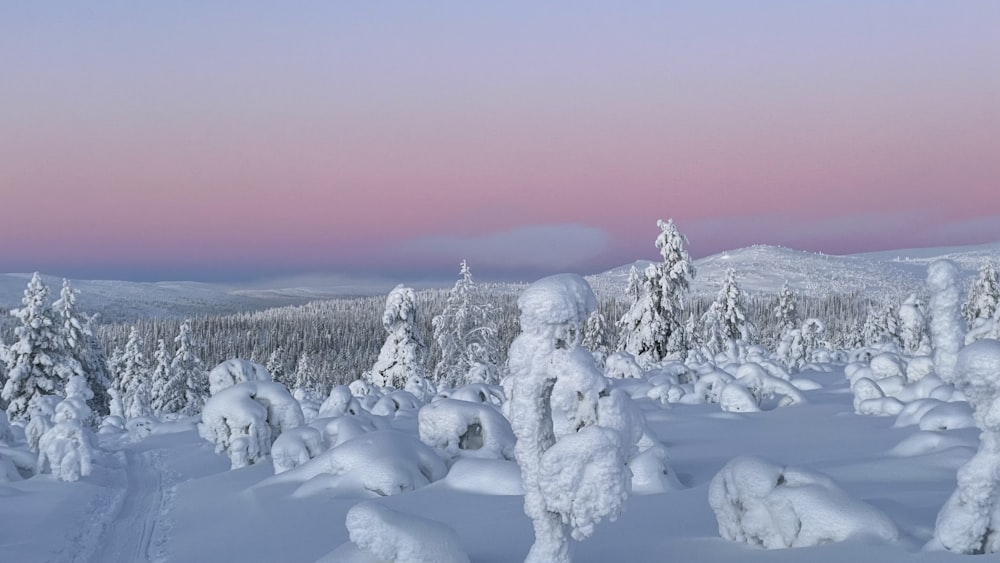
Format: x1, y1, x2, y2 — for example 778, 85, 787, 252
418, 398, 515, 460
323, 501, 469, 563
208, 359, 273, 396
709, 456, 898, 549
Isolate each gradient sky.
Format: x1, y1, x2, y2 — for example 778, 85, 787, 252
2, 1, 998, 282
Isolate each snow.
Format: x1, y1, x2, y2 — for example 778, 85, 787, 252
324, 501, 470, 563
417, 398, 515, 460
207, 359, 273, 396
709, 456, 899, 549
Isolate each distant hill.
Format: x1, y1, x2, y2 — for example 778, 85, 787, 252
587, 241, 1000, 302
3, 241, 997, 322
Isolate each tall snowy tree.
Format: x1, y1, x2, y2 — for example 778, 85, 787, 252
431, 260, 499, 388
963, 263, 1000, 331
365, 285, 428, 389
2, 274, 82, 421
898, 294, 930, 355
582, 310, 610, 359
52, 281, 111, 417
617, 219, 695, 363
701, 269, 753, 354
171, 321, 207, 416
266, 347, 287, 385
862, 303, 900, 348
116, 326, 153, 419
774, 281, 800, 335
293, 352, 322, 393
150, 339, 184, 415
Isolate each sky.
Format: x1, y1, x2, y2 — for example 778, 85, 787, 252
2, 1, 998, 282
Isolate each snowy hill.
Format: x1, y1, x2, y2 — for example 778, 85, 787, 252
588, 242, 1000, 302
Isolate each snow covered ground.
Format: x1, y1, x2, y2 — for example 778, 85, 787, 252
0, 366, 982, 562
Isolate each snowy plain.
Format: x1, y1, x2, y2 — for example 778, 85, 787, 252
0, 365, 985, 562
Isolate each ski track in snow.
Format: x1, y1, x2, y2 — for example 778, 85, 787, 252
87, 446, 171, 563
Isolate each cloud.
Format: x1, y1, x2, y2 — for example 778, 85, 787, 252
401, 224, 610, 271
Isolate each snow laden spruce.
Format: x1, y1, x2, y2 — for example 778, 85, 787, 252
506, 273, 644, 563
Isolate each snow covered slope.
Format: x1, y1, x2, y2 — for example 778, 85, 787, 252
588, 242, 1000, 302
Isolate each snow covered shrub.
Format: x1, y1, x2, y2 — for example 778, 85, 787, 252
932, 339, 1000, 554
506, 274, 641, 563
36, 399, 98, 482
207, 359, 273, 396
710, 456, 898, 549
273, 430, 447, 498
326, 501, 469, 563
604, 351, 645, 380
271, 425, 326, 475
318, 385, 363, 418
198, 381, 304, 469
441, 383, 505, 407
418, 398, 515, 460
24, 395, 60, 452
370, 390, 422, 417
292, 387, 324, 422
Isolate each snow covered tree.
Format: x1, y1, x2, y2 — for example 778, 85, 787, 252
582, 310, 610, 362
171, 321, 207, 416
293, 352, 322, 393
2, 274, 82, 421
431, 260, 499, 388
862, 303, 900, 348
506, 274, 640, 563
365, 285, 428, 390
266, 347, 287, 385
927, 260, 966, 386
898, 294, 929, 355
617, 219, 695, 364
150, 339, 185, 415
701, 269, 753, 355
115, 326, 153, 419
963, 263, 999, 325
51, 280, 109, 415
774, 281, 800, 335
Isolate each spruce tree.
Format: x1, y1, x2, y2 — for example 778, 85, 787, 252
963, 263, 999, 325
150, 338, 185, 415
701, 269, 753, 354
431, 260, 499, 387
171, 320, 206, 415
53, 280, 111, 416
774, 281, 800, 334
617, 219, 695, 363
2, 274, 82, 421
116, 326, 153, 419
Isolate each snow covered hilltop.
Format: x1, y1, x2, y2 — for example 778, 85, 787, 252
2, 225, 1000, 561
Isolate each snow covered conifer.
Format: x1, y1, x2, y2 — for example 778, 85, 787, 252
265, 347, 286, 385
617, 219, 695, 364
963, 263, 999, 326
364, 285, 428, 390
701, 269, 753, 355
432, 260, 499, 388
927, 260, 966, 383
582, 309, 610, 363
774, 281, 800, 335
151, 339, 185, 415
116, 326, 153, 419
171, 321, 207, 416
293, 352, 321, 393
507, 274, 638, 563
2, 273, 82, 421
898, 294, 930, 355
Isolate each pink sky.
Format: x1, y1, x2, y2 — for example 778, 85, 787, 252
2, 2, 998, 281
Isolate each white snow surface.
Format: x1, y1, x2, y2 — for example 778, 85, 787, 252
324, 501, 470, 563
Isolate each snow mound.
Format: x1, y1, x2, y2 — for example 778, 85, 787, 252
438, 457, 523, 495
208, 359, 273, 396
323, 501, 469, 563
274, 430, 447, 498
709, 456, 898, 549
418, 398, 515, 460
272, 425, 326, 475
